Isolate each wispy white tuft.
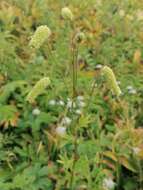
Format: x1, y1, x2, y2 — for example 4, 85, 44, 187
61, 117, 72, 126
32, 108, 41, 116
103, 178, 115, 190
58, 100, 65, 106
56, 126, 66, 137
75, 109, 82, 115
49, 100, 56, 106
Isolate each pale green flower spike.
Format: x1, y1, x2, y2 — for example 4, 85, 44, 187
29, 25, 51, 49
102, 66, 122, 97
26, 77, 50, 103
61, 7, 74, 21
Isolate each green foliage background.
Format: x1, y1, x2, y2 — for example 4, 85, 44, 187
0, 0, 143, 189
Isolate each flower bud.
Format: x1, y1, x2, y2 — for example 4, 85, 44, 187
61, 7, 74, 21
74, 32, 85, 43
26, 77, 50, 103
102, 66, 122, 97
29, 25, 51, 49
119, 9, 125, 17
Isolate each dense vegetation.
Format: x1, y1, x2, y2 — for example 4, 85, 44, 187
0, 0, 143, 189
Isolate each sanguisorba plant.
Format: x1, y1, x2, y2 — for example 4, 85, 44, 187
25, 6, 124, 190
0, 1, 143, 190
26, 22, 121, 189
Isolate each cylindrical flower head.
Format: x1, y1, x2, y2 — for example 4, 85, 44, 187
61, 7, 74, 21
26, 77, 50, 103
102, 66, 122, 97
29, 25, 51, 49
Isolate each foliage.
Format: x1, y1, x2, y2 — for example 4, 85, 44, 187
0, 0, 143, 190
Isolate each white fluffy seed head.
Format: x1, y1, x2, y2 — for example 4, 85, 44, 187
132, 147, 140, 155
95, 64, 103, 69
32, 108, 41, 116
49, 100, 56, 106
77, 96, 84, 101
78, 101, 86, 108
103, 178, 115, 190
61, 117, 72, 126
67, 100, 76, 108
126, 85, 134, 91
56, 126, 66, 137
75, 109, 82, 115
58, 100, 65, 106
128, 89, 137, 95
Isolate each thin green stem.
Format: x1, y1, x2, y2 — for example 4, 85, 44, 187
86, 79, 97, 110
69, 117, 80, 189
137, 158, 143, 190
116, 159, 121, 190
71, 40, 77, 98
70, 134, 78, 190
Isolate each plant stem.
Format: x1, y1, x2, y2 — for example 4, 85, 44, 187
137, 158, 143, 190
86, 79, 97, 110
116, 160, 121, 190
70, 117, 80, 189
70, 135, 78, 190
71, 35, 79, 98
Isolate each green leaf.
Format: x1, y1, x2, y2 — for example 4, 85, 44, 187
0, 105, 18, 127
0, 81, 28, 104
77, 140, 101, 158
33, 112, 56, 131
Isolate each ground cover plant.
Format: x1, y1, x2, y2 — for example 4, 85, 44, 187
0, 0, 143, 189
